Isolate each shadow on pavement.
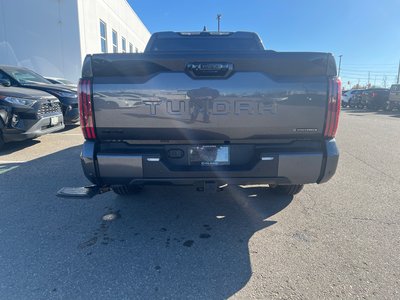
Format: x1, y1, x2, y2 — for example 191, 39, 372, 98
0, 124, 80, 155
343, 107, 400, 118
0, 139, 41, 156
0, 145, 293, 299
60, 124, 80, 133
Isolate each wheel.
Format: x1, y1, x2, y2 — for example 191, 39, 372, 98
269, 184, 304, 196
111, 185, 143, 196
384, 103, 393, 112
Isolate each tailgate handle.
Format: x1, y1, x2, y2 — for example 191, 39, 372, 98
186, 62, 234, 78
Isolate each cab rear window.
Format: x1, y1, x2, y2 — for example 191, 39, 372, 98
148, 36, 264, 52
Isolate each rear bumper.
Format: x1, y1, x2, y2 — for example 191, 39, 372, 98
2, 113, 65, 142
318, 139, 339, 183
81, 139, 339, 186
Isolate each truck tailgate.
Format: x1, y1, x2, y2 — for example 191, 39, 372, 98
89, 52, 335, 141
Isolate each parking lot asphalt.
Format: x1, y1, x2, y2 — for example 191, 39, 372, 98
0, 109, 399, 299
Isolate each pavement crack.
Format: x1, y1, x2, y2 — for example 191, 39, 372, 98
78, 237, 98, 249
343, 150, 400, 184
352, 217, 399, 226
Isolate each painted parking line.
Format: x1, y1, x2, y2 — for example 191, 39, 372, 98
0, 164, 21, 174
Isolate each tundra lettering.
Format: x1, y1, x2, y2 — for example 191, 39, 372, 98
144, 100, 277, 116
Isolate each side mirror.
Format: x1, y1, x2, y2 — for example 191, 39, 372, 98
0, 79, 11, 87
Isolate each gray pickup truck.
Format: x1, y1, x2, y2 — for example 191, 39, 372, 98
70, 31, 341, 197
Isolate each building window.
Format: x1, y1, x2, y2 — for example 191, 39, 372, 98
129, 43, 133, 53
122, 37, 126, 53
112, 30, 118, 53
100, 20, 107, 53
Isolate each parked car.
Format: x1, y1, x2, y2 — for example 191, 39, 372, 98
362, 88, 390, 110
342, 89, 362, 107
387, 84, 400, 111
44, 77, 77, 88
348, 89, 365, 108
0, 79, 64, 149
60, 31, 341, 198
0, 66, 79, 124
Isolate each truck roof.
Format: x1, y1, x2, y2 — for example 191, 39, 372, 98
150, 31, 260, 37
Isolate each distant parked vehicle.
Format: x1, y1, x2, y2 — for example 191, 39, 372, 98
0, 79, 64, 149
387, 84, 400, 111
45, 77, 77, 88
342, 89, 362, 107
363, 88, 390, 110
348, 90, 364, 108
0, 66, 79, 124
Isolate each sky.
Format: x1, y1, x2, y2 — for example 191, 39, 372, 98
129, 0, 400, 89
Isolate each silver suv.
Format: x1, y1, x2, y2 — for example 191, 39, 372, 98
388, 84, 400, 110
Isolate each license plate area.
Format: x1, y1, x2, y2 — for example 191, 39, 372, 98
189, 145, 230, 166
50, 116, 59, 126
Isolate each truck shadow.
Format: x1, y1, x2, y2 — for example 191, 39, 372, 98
0, 145, 293, 299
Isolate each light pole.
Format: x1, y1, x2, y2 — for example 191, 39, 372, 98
338, 55, 343, 77
217, 14, 222, 32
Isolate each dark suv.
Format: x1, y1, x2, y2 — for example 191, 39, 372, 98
0, 80, 64, 149
362, 88, 390, 110
0, 66, 79, 124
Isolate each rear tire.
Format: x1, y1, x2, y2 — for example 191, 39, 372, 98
384, 103, 393, 111
112, 185, 143, 196
270, 184, 304, 196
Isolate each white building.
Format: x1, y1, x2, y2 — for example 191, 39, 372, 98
0, 0, 151, 83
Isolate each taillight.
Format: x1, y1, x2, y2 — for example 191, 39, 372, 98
78, 79, 96, 139
324, 77, 341, 138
